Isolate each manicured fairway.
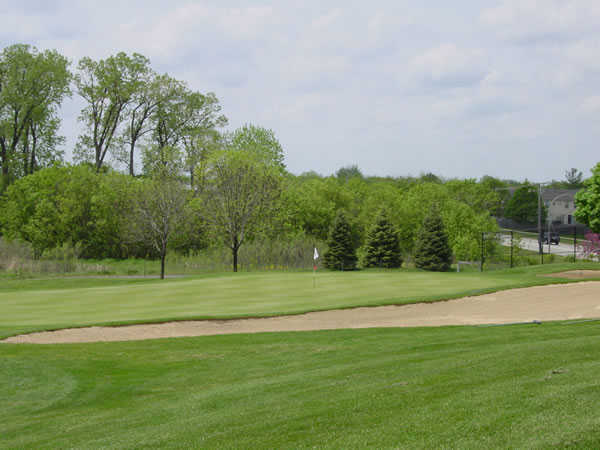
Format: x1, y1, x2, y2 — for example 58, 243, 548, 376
2, 322, 600, 448
1, 264, 597, 338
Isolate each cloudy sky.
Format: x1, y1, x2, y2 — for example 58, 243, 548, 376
2, 0, 600, 180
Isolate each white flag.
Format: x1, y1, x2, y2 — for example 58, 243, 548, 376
313, 247, 319, 260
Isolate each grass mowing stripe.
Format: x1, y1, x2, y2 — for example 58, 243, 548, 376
2, 323, 600, 448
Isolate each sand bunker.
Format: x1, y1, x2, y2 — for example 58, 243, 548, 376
4, 281, 600, 344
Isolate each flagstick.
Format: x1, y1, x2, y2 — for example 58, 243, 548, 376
313, 246, 318, 288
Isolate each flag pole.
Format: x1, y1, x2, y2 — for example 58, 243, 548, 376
313, 246, 319, 288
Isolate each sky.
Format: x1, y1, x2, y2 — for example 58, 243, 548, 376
2, 0, 600, 181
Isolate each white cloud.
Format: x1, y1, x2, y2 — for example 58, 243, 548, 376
481, 0, 600, 44
408, 44, 489, 88
2, 1, 600, 180
580, 95, 600, 113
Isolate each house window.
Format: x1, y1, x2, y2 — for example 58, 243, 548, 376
568, 215, 572, 224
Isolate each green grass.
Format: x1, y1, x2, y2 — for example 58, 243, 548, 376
2, 264, 600, 448
3, 322, 600, 448
2, 263, 599, 339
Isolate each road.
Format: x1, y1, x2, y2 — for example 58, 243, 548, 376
499, 235, 581, 258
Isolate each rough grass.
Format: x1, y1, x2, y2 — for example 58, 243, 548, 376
2, 322, 600, 448
2, 263, 599, 338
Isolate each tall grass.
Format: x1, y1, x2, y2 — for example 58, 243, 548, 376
0, 237, 324, 277
0, 238, 109, 277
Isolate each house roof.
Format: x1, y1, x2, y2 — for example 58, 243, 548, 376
540, 189, 579, 202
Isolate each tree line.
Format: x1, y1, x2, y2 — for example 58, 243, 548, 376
2, 43, 598, 276
1, 156, 506, 276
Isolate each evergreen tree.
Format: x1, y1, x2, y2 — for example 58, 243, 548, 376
363, 210, 403, 268
323, 211, 357, 270
414, 206, 453, 271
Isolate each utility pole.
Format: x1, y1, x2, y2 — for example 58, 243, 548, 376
574, 225, 577, 262
538, 183, 543, 264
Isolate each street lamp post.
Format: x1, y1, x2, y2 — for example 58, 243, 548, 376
536, 182, 553, 264
538, 184, 543, 262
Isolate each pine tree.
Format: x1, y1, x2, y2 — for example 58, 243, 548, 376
414, 206, 453, 271
363, 210, 403, 268
323, 211, 357, 270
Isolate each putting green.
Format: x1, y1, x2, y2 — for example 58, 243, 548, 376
0, 267, 589, 337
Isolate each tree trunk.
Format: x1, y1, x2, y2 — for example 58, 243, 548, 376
0, 140, 8, 177
0, 139, 8, 190
160, 252, 166, 279
29, 126, 38, 175
232, 246, 238, 272
129, 143, 135, 176
30, 147, 36, 174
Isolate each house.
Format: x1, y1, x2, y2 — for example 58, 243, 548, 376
541, 189, 580, 225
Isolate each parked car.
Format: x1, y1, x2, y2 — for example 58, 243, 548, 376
540, 232, 560, 245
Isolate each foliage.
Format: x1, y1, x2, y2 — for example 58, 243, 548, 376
226, 124, 284, 171
323, 211, 358, 270
141, 144, 184, 178
117, 72, 175, 176
129, 175, 188, 279
0, 165, 140, 259
581, 233, 600, 259
151, 86, 227, 161
362, 210, 403, 268
0, 44, 71, 189
564, 167, 584, 188
504, 184, 546, 224
445, 179, 501, 214
419, 172, 442, 184
201, 147, 282, 272
575, 162, 600, 233
1, 165, 98, 256
183, 129, 222, 192
277, 175, 354, 242
414, 205, 453, 271
336, 164, 363, 182
75, 52, 150, 171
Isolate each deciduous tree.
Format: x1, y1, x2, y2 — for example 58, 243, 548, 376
226, 124, 284, 171
74, 52, 150, 172
131, 173, 187, 279
119, 73, 177, 176
504, 184, 546, 224
151, 88, 227, 152
0, 44, 71, 189
201, 148, 281, 272
564, 167, 584, 189
575, 162, 600, 233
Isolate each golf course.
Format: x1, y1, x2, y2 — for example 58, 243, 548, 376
2, 264, 600, 447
